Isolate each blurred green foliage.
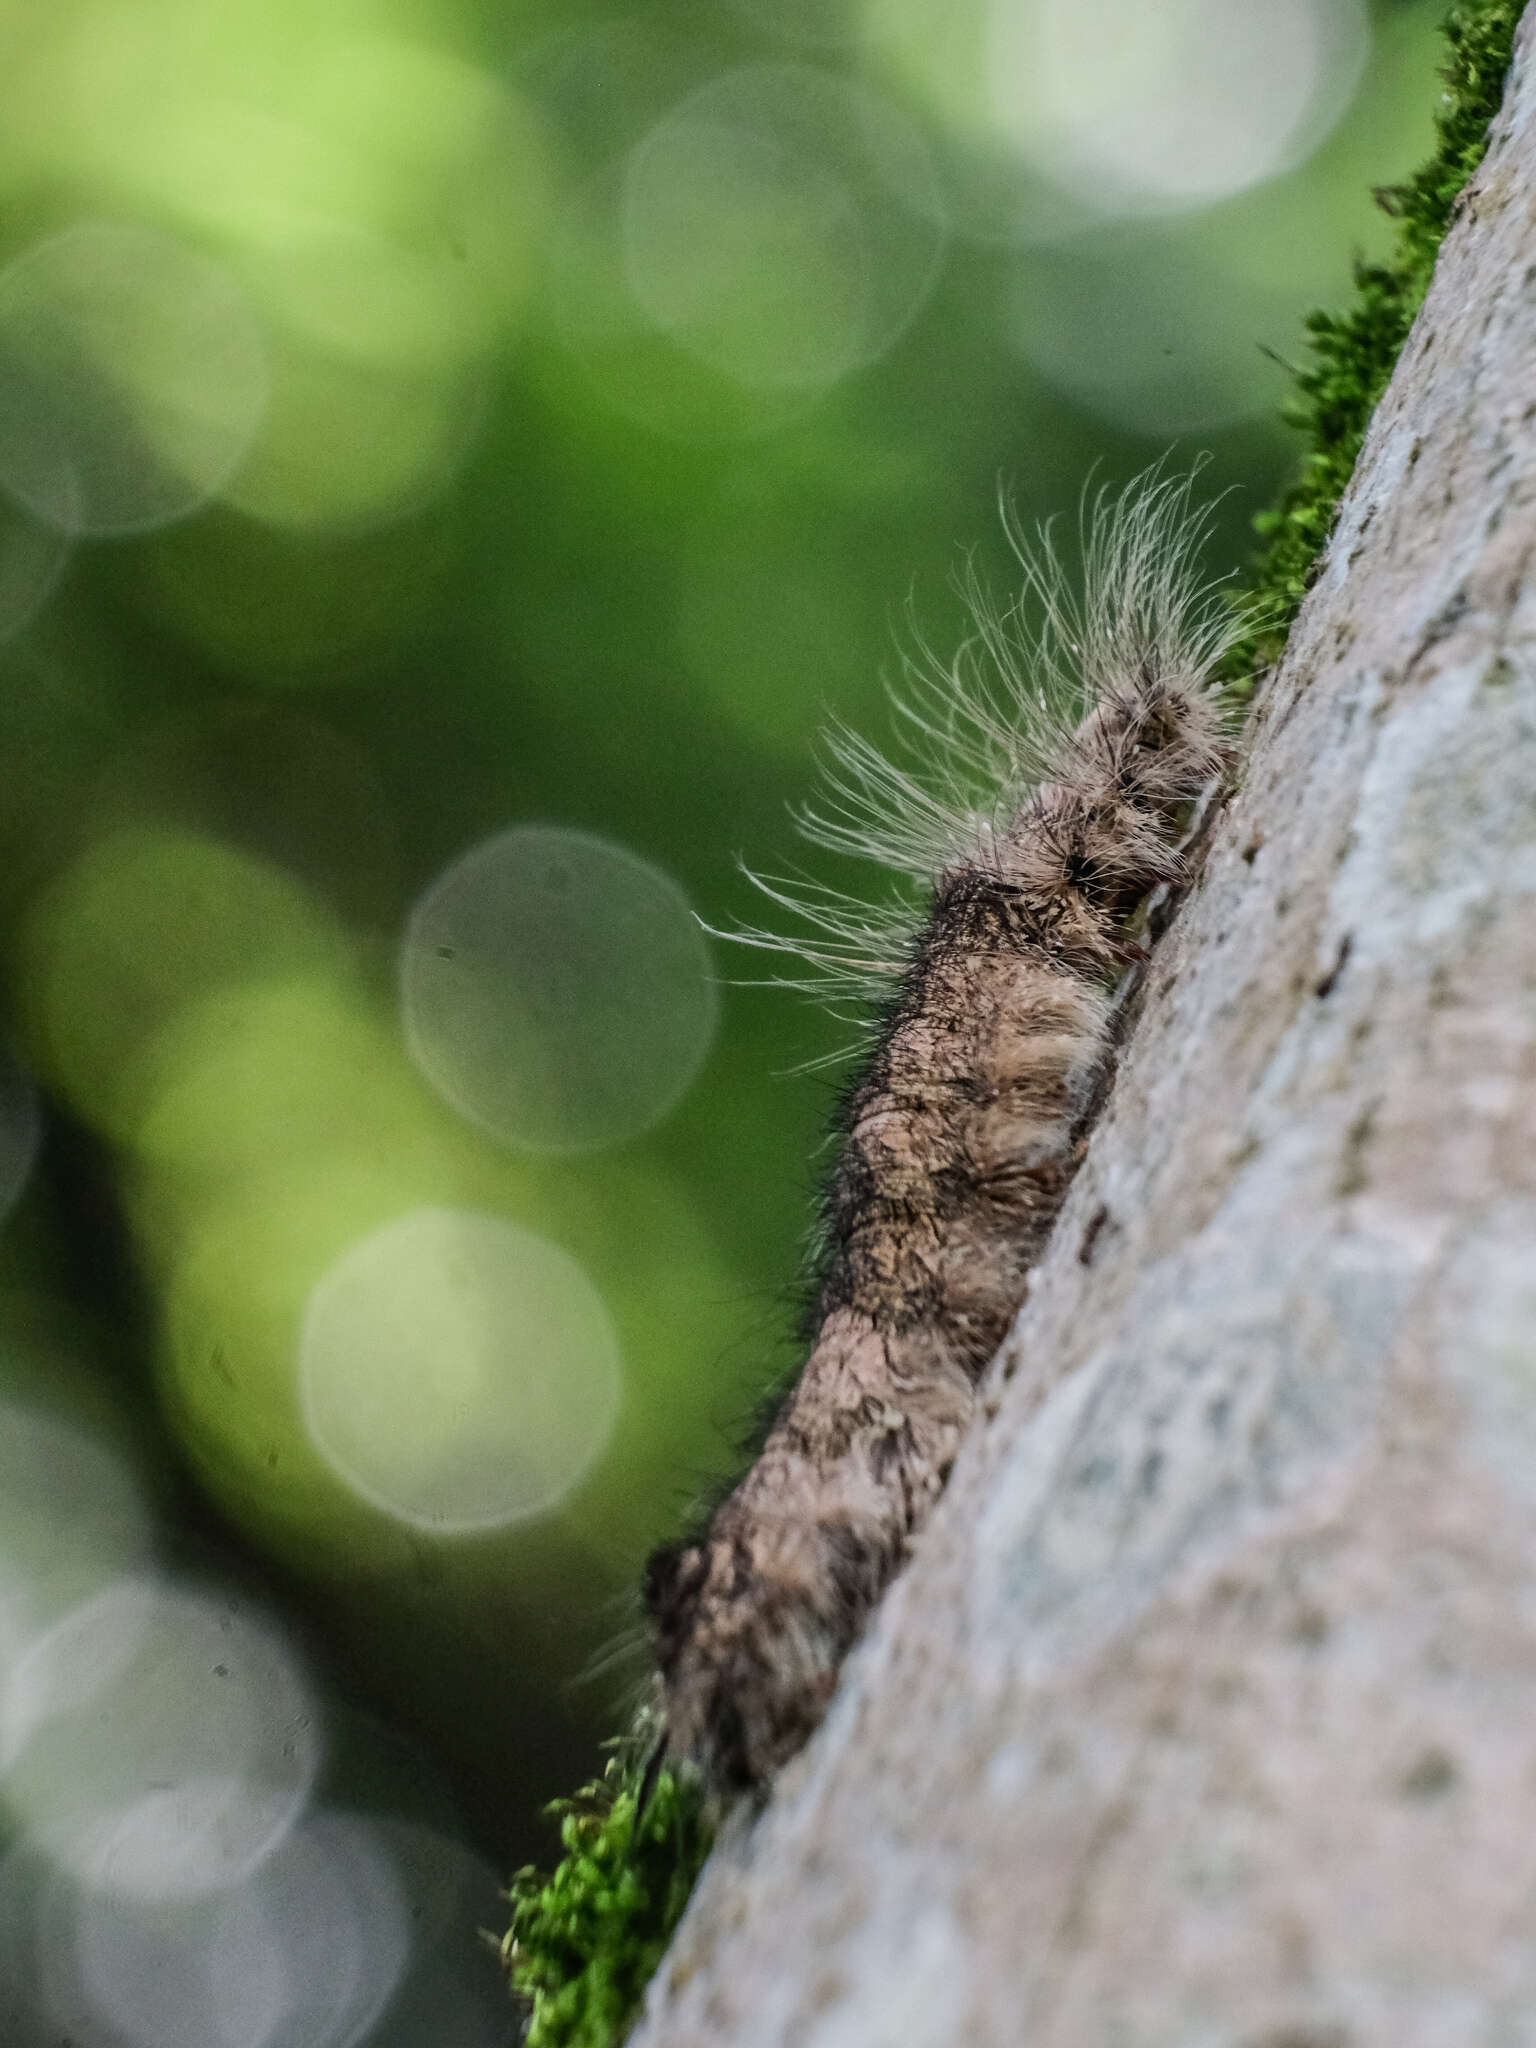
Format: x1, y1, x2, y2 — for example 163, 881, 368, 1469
0, 0, 1487, 1897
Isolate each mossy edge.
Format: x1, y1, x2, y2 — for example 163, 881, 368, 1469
502, 6, 1523, 2041
502, 1752, 712, 2048
1225, 0, 1523, 685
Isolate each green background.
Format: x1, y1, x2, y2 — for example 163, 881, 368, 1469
0, 0, 1456, 1890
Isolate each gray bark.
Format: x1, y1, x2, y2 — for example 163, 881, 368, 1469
631, 15, 1536, 2044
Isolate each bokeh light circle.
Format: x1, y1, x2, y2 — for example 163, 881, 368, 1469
526, 19, 831, 438
0, 1405, 149, 1666
543, 160, 826, 442
299, 1206, 623, 1533
400, 825, 716, 1154
15, 1811, 409, 2048
621, 64, 945, 392
865, 0, 1369, 236
0, 221, 269, 537
2, 1578, 321, 1902
1012, 0, 1370, 212
22, 825, 346, 1144
77, 1813, 409, 2048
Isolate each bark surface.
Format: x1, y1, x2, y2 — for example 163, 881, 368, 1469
630, 15, 1536, 2044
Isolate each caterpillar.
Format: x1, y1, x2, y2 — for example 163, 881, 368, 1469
643, 469, 1247, 1798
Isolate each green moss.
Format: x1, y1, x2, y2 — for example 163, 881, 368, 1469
500, 8, 1522, 2041
502, 1756, 712, 2047
1226, 0, 1522, 685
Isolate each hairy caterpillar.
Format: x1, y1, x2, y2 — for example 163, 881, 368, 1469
644, 470, 1246, 1798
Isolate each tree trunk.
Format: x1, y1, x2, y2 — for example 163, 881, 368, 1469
627, 14, 1536, 2047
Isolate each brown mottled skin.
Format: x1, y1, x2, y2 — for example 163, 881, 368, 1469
645, 673, 1232, 1795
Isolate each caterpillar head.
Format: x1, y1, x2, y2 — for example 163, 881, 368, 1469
643, 1526, 845, 1797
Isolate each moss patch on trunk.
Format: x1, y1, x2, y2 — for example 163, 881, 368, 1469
1226, 0, 1523, 684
